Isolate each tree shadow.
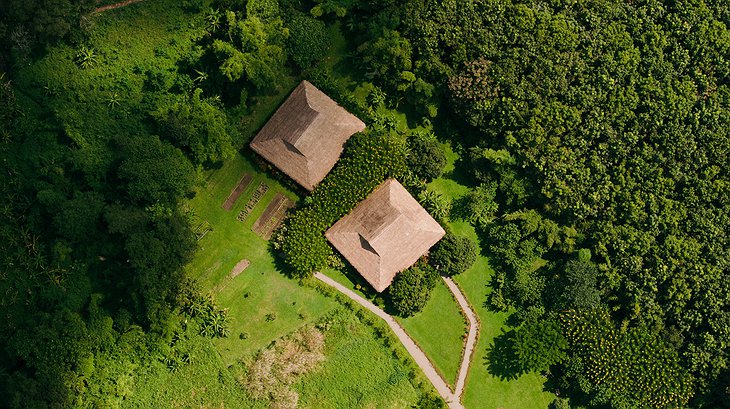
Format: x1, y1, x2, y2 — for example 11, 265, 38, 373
484, 329, 524, 381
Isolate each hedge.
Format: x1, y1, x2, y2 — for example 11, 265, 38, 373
282, 131, 406, 277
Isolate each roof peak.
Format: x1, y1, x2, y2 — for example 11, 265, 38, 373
249, 80, 366, 190
325, 179, 446, 292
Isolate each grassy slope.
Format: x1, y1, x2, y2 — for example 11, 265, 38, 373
429, 145, 554, 409
324, 266, 466, 388
125, 338, 263, 409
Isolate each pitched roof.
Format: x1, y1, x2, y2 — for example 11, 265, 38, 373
325, 179, 446, 292
250, 81, 366, 191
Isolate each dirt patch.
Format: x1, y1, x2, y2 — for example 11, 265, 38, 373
229, 259, 250, 279
212, 259, 250, 293
222, 173, 253, 211
251, 193, 294, 240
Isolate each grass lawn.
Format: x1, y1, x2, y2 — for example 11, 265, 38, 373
428, 144, 555, 409
184, 151, 341, 362
322, 266, 467, 388
296, 308, 422, 408
396, 280, 467, 387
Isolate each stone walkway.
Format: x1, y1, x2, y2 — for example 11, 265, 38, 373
314, 272, 476, 409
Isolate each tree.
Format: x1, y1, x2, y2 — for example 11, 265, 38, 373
152, 89, 235, 166
429, 233, 477, 276
115, 135, 196, 206
511, 319, 567, 373
453, 182, 498, 227
209, 13, 286, 91
560, 249, 601, 310
1, 0, 95, 48
562, 309, 695, 408
407, 134, 446, 181
286, 12, 331, 70
52, 191, 106, 244
389, 265, 438, 317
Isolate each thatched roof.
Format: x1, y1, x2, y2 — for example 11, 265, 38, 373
325, 179, 445, 292
250, 81, 366, 191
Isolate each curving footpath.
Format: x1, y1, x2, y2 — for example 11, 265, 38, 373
442, 277, 479, 399
314, 272, 478, 409
93, 0, 146, 13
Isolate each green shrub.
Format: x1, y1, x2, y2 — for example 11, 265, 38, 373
453, 182, 498, 227
388, 265, 438, 317
152, 88, 235, 166
512, 319, 567, 373
406, 134, 446, 181
429, 233, 477, 276
412, 391, 446, 408
286, 12, 331, 70
282, 132, 406, 277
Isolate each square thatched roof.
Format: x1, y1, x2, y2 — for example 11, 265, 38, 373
250, 81, 366, 191
325, 179, 446, 292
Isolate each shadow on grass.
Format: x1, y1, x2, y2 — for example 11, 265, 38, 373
484, 329, 524, 381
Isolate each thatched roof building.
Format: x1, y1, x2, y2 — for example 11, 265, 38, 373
250, 81, 366, 191
325, 179, 445, 292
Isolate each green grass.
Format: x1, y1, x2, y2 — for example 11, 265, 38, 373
322, 267, 467, 388
428, 144, 555, 409
184, 151, 341, 362
296, 308, 422, 408
15, 0, 202, 142
124, 337, 263, 409
396, 280, 467, 386
126, 307, 426, 409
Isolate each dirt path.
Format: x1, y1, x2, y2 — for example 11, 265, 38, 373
314, 272, 465, 409
442, 277, 479, 399
94, 0, 145, 13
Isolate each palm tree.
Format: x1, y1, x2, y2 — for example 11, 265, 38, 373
76, 46, 99, 69
193, 69, 208, 84
205, 8, 222, 33
107, 92, 120, 108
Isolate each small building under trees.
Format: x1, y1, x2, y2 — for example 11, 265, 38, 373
250, 80, 366, 191
326, 179, 445, 292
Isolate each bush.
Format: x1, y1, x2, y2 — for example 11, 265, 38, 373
152, 88, 235, 166
453, 182, 498, 227
286, 12, 330, 70
388, 265, 438, 317
549, 397, 570, 409
512, 319, 567, 373
429, 233, 477, 276
282, 131, 406, 277
413, 391, 446, 408
406, 134, 446, 181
